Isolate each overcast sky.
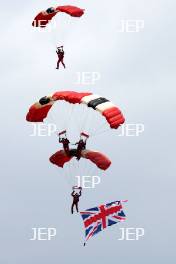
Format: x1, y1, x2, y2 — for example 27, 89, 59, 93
0, 0, 176, 263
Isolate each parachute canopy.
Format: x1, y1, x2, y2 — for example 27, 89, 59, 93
32, 5, 85, 28
49, 149, 111, 171
26, 91, 125, 129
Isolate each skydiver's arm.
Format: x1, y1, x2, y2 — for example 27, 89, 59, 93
71, 191, 75, 197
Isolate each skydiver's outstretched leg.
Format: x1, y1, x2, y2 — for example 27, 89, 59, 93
76, 150, 81, 160
71, 203, 74, 214
61, 59, 66, 68
56, 59, 65, 69
56, 59, 60, 69
76, 202, 79, 213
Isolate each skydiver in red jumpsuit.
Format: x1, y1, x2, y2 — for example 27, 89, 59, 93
58, 131, 70, 155
56, 46, 66, 69
74, 133, 89, 160
75, 139, 86, 160
71, 189, 82, 214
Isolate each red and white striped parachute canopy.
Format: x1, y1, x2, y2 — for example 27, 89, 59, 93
26, 91, 125, 130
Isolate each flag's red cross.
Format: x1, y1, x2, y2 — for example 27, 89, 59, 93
84, 204, 122, 229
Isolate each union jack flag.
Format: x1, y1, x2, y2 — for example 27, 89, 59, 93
80, 200, 127, 245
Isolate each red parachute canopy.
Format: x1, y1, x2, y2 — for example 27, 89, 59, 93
49, 150, 72, 168
49, 149, 111, 171
26, 91, 125, 129
81, 150, 111, 170
32, 5, 85, 28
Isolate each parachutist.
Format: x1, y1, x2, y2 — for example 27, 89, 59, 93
71, 189, 82, 214
58, 130, 70, 155
75, 139, 86, 160
56, 46, 66, 69
58, 131, 89, 160
75, 132, 89, 160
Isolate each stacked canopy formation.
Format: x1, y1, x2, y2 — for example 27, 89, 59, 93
49, 149, 111, 171
26, 91, 125, 129
32, 5, 85, 28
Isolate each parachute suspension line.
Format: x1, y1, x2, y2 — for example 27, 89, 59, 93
83, 106, 96, 135
80, 158, 85, 176
70, 104, 87, 135
71, 158, 79, 185
55, 101, 69, 131
78, 159, 84, 178
48, 101, 72, 133
70, 104, 93, 135
76, 104, 86, 132
88, 117, 109, 136
67, 162, 72, 186
80, 107, 94, 134
63, 154, 75, 187
66, 172, 72, 188
61, 164, 69, 187
77, 158, 80, 176
71, 157, 80, 186
79, 108, 91, 134
52, 163, 71, 190
86, 161, 98, 177
50, 31, 57, 49
77, 106, 110, 136
83, 159, 87, 176
84, 160, 92, 176
91, 123, 110, 136
49, 14, 70, 48
43, 111, 57, 132
64, 104, 74, 132
78, 157, 97, 179
90, 128, 111, 138
83, 157, 90, 176
66, 160, 73, 187
48, 106, 61, 132
91, 119, 108, 134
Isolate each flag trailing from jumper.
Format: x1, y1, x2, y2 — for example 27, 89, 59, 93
80, 200, 127, 245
